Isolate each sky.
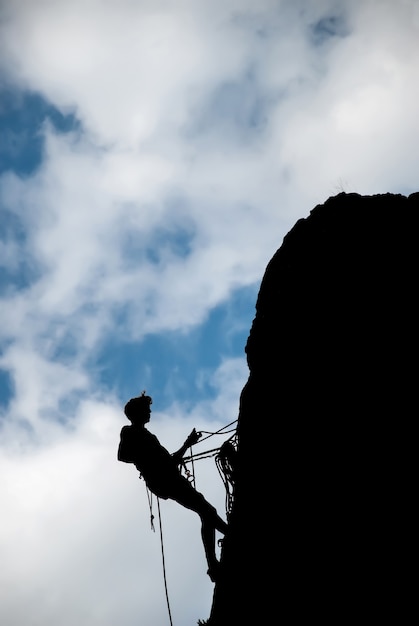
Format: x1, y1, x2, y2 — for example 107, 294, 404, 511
0, 1, 418, 624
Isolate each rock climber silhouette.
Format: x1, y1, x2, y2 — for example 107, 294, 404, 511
117, 391, 228, 582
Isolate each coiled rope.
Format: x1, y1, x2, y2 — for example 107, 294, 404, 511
182, 419, 238, 519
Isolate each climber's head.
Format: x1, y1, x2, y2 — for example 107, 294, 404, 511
124, 391, 152, 425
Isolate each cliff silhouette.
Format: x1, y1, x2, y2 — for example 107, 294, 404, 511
206, 192, 418, 624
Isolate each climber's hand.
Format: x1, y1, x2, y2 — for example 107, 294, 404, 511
186, 428, 202, 447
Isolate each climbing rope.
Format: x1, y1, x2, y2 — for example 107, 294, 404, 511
143, 485, 173, 625
182, 420, 238, 463
197, 420, 238, 443
157, 498, 174, 626
145, 483, 155, 531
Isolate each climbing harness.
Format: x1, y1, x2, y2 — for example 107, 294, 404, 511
180, 443, 197, 487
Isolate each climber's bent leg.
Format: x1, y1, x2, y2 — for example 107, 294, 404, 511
171, 476, 228, 534
169, 476, 228, 579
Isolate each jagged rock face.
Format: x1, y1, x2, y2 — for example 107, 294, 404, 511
209, 193, 419, 625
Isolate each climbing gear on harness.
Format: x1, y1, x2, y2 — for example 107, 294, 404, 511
144, 481, 155, 532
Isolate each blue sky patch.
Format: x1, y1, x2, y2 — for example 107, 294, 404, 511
145, 221, 196, 265
310, 14, 350, 45
94, 283, 257, 412
0, 208, 41, 293
185, 70, 270, 145
0, 367, 13, 409
121, 209, 196, 268
0, 87, 80, 176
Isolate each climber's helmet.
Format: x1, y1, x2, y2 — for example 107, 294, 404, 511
124, 391, 152, 422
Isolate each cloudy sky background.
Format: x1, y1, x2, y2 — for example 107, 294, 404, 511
1, 1, 418, 624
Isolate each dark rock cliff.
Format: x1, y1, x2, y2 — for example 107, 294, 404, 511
208, 192, 419, 624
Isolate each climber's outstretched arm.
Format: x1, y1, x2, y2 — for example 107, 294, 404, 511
172, 428, 202, 464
